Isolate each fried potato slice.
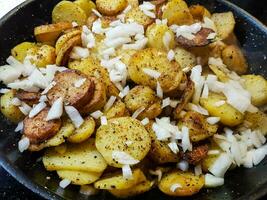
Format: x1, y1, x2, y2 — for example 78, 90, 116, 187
125, 7, 154, 29
159, 170, 204, 196
52, 0, 87, 25
16, 90, 40, 106
104, 100, 129, 119
57, 170, 102, 185
189, 5, 211, 21
23, 107, 62, 144
128, 48, 183, 93
95, 117, 151, 167
94, 169, 146, 190
183, 144, 209, 165
11, 42, 36, 62
96, 0, 127, 16
173, 47, 197, 71
34, 22, 72, 45
43, 138, 107, 172
74, 0, 96, 17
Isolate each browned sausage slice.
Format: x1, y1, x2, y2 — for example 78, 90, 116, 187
23, 107, 62, 144
47, 70, 95, 109
176, 28, 214, 48
183, 144, 209, 165
16, 90, 41, 106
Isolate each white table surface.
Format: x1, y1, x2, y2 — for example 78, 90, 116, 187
0, 0, 26, 19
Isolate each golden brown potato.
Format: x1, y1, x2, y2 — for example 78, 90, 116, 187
189, 5, 211, 21
124, 86, 162, 119
43, 138, 107, 172
74, 0, 96, 17
146, 122, 180, 163
47, 70, 95, 110
180, 111, 218, 142
127, 0, 139, 7
96, 0, 127, 16
201, 142, 222, 172
16, 91, 40, 106
146, 23, 175, 51
162, 0, 193, 26
173, 47, 197, 70
109, 180, 153, 198
222, 45, 248, 74
159, 170, 204, 196
128, 48, 183, 93
52, 1, 87, 25
57, 170, 102, 185
27, 45, 56, 68
241, 111, 267, 136
125, 7, 154, 29
104, 100, 129, 119
211, 12, 235, 40
68, 116, 95, 143
200, 92, 244, 127
23, 107, 62, 144
11, 42, 36, 62
94, 169, 146, 190
34, 22, 72, 45
242, 75, 267, 106
0, 90, 24, 123
95, 117, 151, 168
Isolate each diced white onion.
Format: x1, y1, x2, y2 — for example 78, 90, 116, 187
204, 174, 224, 188
119, 85, 130, 98
46, 97, 63, 121
70, 47, 89, 59
194, 164, 202, 176
167, 49, 175, 61
214, 100, 225, 107
132, 107, 145, 119
112, 151, 139, 165
39, 95, 48, 102
181, 126, 192, 152
156, 81, 163, 98
201, 83, 209, 98
162, 97, 170, 108
90, 110, 103, 119
206, 117, 220, 125
177, 160, 189, 171
29, 102, 46, 118
100, 116, 108, 125
208, 150, 221, 155
170, 100, 179, 108
0, 88, 10, 94
11, 97, 22, 106
141, 9, 156, 18
163, 32, 172, 50
65, 106, 84, 128
208, 153, 232, 177
92, 9, 102, 17
15, 121, 24, 132
74, 78, 86, 88
104, 96, 116, 111
149, 169, 162, 181
18, 137, 30, 152
141, 117, 149, 126
168, 142, 179, 154
59, 179, 71, 189
143, 68, 161, 79
122, 164, 133, 179
170, 183, 182, 192
19, 102, 32, 115
41, 81, 56, 95
189, 103, 209, 115
72, 21, 78, 27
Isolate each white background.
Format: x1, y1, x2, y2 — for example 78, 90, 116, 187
0, 0, 26, 19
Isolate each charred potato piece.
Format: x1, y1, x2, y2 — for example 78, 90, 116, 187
242, 75, 267, 106
16, 90, 40, 106
94, 169, 146, 190
125, 7, 154, 29
146, 23, 175, 51
27, 45, 56, 68
68, 116, 95, 143
109, 180, 153, 198
128, 48, 183, 93
74, 0, 96, 17
180, 111, 217, 142
43, 138, 107, 172
34, 22, 72, 45
124, 86, 162, 120
173, 47, 197, 70
0, 90, 25, 123
47, 70, 94, 110
189, 5, 211, 21
211, 12, 235, 40
183, 144, 209, 165
23, 107, 62, 144
159, 170, 204, 196
200, 92, 244, 127
96, 0, 127, 16
146, 122, 180, 163
176, 28, 214, 48
56, 35, 82, 66
52, 1, 87, 25
222, 45, 248, 75
57, 170, 102, 185
11, 42, 36, 62
162, 0, 193, 26
80, 77, 107, 114
95, 117, 151, 168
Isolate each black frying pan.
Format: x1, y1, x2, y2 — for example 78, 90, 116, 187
0, 0, 267, 199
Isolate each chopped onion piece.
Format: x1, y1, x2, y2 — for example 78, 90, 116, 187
29, 102, 46, 118
177, 160, 189, 171
92, 9, 102, 17
181, 126, 192, 152
170, 183, 182, 192
46, 97, 63, 121
168, 142, 179, 154
162, 97, 171, 108
156, 81, 163, 98
65, 106, 84, 128
0, 88, 10, 94
167, 49, 175, 61
122, 164, 133, 179
141, 117, 149, 126
208, 153, 232, 177
132, 107, 145, 119
15, 121, 24, 132
59, 179, 71, 189
11, 97, 22, 106
141, 9, 156, 18
19, 102, 32, 115
72, 21, 78, 27
208, 150, 221, 155
214, 100, 225, 107
112, 151, 139, 165
143, 68, 161, 79
90, 110, 103, 119
204, 174, 224, 188
41, 81, 56, 95
39, 95, 48, 102
18, 137, 30, 152
149, 169, 162, 181
194, 164, 202, 176
206, 117, 220, 125
100, 116, 108, 125
104, 96, 116, 111
119, 85, 130, 98
189, 103, 209, 115
170, 100, 179, 108
163, 32, 172, 50
201, 83, 209, 98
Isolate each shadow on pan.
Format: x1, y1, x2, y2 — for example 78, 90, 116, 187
0, 0, 267, 199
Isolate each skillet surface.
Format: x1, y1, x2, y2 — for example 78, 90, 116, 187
0, 0, 267, 199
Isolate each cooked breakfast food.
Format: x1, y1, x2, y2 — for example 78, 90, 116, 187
1, 0, 267, 198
